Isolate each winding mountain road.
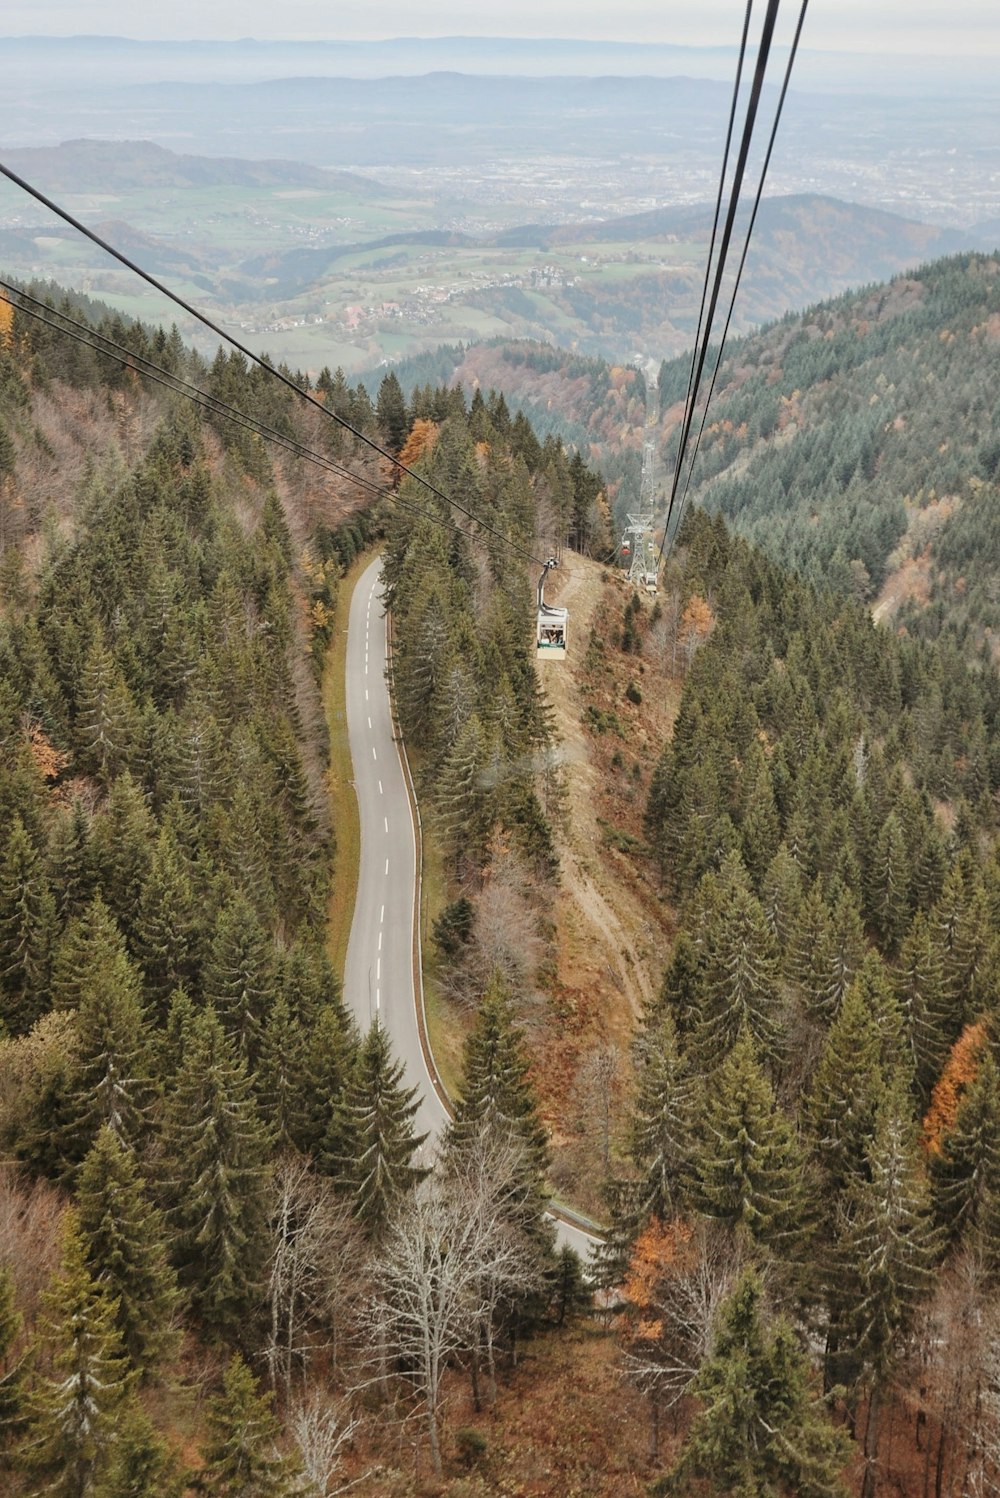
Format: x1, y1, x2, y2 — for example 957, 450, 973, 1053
341, 555, 597, 1261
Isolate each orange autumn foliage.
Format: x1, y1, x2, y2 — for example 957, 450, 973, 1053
923, 1020, 987, 1155
0, 297, 12, 346
398, 418, 439, 469
676, 593, 715, 641
28, 725, 70, 786
622, 1217, 694, 1314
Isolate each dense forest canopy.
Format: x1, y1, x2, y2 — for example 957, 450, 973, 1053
3, 249, 1000, 1494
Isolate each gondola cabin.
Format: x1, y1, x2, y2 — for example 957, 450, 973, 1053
536, 603, 568, 660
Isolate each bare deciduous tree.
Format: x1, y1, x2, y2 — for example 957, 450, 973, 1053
0, 1163, 64, 1326
288, 1386, 361, 1496
265, 1152, 366, 1396
363, 1141, 542, 1477
620, 1217, 744, 1460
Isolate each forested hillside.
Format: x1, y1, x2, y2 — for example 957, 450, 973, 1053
664, 252, 1000, 657
0, 286, 617, 1494
6, 263, 1000, 1497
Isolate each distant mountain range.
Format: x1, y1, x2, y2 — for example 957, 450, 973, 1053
0, 140, 386, 196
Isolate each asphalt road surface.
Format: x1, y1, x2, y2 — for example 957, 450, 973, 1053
342, 556, 597, 1261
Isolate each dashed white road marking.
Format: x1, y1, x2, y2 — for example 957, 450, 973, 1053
372, 745, 377, 761
384, 857, 389, 875
368, 715, 372, 729
384, 816, 389, 833
378, 779, 383, 795
376, 988, 380, 1011
377, 957, 381, 980
365, 689, 369, 701
380, 904, 385, 922
378, 930, 383, 951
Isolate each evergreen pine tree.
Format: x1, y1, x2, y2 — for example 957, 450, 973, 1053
327, 1019, 427, 1239
198, 1353, 299, 1498
76, 1127, 181, 1376
202, 893, 276, 1065
91, 1400, 184, 1498
0, 812, 55, 1034
929, 1051, 1000, 1246
59, 916, 152, 1171
134, 823, 197, 1019
18, 1212, 130, 1498
657, 1268, 849, 1498
293, 1002, 356, 1158
689, 1031, 805, 1252
447, 979, 552, 1247
48, 797, 94, 922
75, 637, 141, 786
255, 994, 307, 1150
894, 910, 952, 1102
630, 1009, 692, 1221
89, 771, 154, 947
161, 1007, 272, 1338
804, 961, 893, 1200
832, 1097, 938, 1496
692, 854, 783, 1067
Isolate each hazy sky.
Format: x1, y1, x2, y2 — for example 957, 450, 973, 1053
4, 0, 998, 57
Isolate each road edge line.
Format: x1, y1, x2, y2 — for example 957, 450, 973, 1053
383, 594, 455, 1119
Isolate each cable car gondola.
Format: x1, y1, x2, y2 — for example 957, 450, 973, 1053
536, 556, 567, 660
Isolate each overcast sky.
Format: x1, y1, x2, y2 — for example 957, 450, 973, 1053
3, 0, 997, 57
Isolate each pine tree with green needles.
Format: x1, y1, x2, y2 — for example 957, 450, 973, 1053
689, 1031, 805, 1253
830, 1097, 938, 1496
91, 1399, 184, 1498
48, 797, 94, 923
76, 1127, 180, 1376
929, 1050, 1000, 1246
58, 914, 152, 1172
328, 1019, 426, 1239
450, 981, 549, 1174
436, 711, 490, 869
256, 995, 307, 1150
630, 1009, 692, 1221
294, 1002, 357, 1158
18, 1212, 130, 1498
692, 853, 783, 1068
134, 823, 197, 1019
89, 771, 154, 946
789, 880, 835, 1019
805, 978, 888, 1206
198, 1354, 299, 1498
0, 812, 55, 1034
656, 1268, 849, 1498
447, 979, 552, 1248
75, 637, 141, 787
202, 892, 276, 1065
894, 910, 952, 1102
161, 1007, 272, 1338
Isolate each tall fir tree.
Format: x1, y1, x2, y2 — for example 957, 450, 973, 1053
327, 1019, 426, 1239
692, 853, 783, 1068
689, 1031, 805, 1254
161, 1006, 272, 1338
76, 1127, 180, 1376
198, 1354, 299, 1498
58, 912, 153, 1173
201, 892, 276, 1066
0, 812, 55, 1034
630, 1008, 692, 1222
656, 1268, 849, 1498
929, 1050, 1000, 1246
18, 1212, 130, 1498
